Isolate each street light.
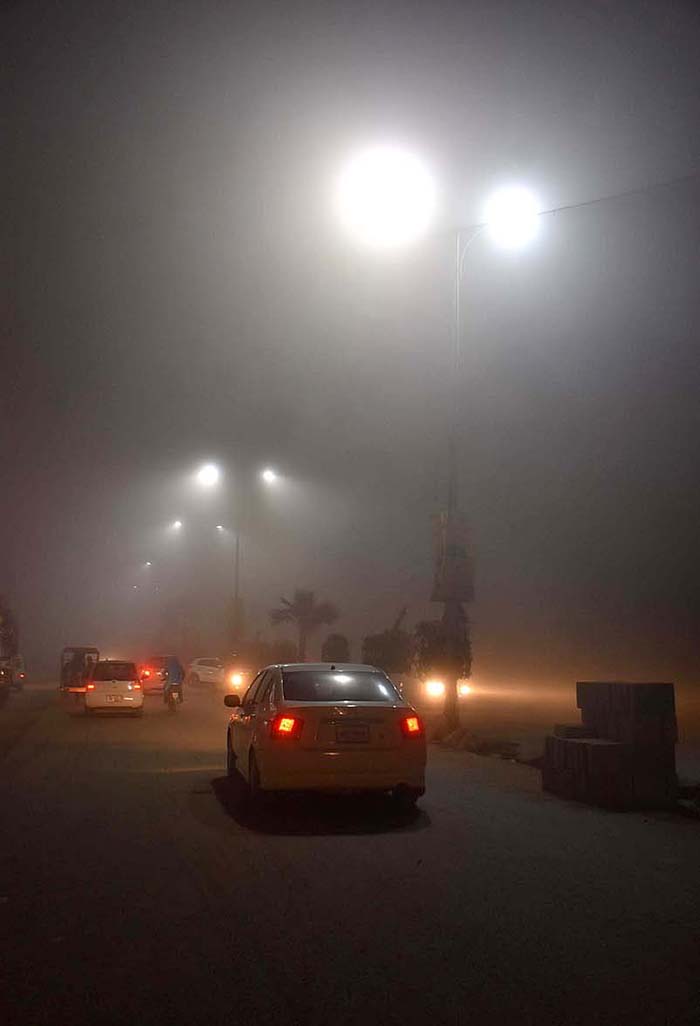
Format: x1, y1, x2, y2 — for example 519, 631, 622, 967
172, 462, 289, 648
483, 185, 541, 250
196, 462, 220, 488
335, 145, 541, 729
334, 144, 436, 249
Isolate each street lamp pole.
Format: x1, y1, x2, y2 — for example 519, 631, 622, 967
439, 227, 475, 731
229, 468, 277, 650
234, 528, 241, 607
334, 147, 541, 730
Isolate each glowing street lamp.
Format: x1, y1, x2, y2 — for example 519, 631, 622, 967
261, 467, 278, 485
483, 185, 541, 250
196, 462, 220, 488
172, 520, 183, 530
334, 144, 436, 249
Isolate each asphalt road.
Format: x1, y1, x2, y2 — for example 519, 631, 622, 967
2, 686, 699, 1025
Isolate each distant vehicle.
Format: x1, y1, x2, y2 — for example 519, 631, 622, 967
85, 660, 144, 716
141, 655, 184, 694
224, 663, 255, 692
0, 598, 20, 691
186, 657, 225, 687
0, 664, 10, 702
60, 646, 100, 693
10, 655, 26, 691
224, 663, 426, 807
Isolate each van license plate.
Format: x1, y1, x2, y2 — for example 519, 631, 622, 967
336, 724, 369, 743
107, 695, 121, 703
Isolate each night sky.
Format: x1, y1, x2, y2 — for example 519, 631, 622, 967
4, 0, 700, 685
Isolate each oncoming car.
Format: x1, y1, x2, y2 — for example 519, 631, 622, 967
224, 663, 426, 806
225, 664, 254, 692
85, 660, 144, 716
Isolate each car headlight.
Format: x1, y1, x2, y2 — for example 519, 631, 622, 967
230, 672, 244, 687
458, 682, 472, 698
424, 679, 445, 699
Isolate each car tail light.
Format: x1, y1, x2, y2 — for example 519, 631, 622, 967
271, 714, 303, 739
133, 681, 142, 690
86, 683, 96, 691
400, 715, 424, 737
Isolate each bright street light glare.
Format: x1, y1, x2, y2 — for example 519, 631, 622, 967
261, 467, 278, 484
335, 144, 436, 249
196, 462, 220, 487
172, 520, 183, 530
484, 186, 541, 250
144, 561, 152, 567
216, 524, 224, 531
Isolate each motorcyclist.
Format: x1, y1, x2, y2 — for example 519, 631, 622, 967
162, 656, 185, 705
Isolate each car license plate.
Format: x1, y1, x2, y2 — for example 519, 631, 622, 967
107, 695, 121, 703
336, 724, 369, 744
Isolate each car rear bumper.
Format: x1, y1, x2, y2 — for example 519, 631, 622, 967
85, 693, 144, 711
258, 746, 426, 792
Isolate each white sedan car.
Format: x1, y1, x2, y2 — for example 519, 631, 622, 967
224, 663, 426, 806
186, 657, 225, 687
85, 660, 144, 715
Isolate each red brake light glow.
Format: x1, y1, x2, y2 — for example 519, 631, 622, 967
133, 682, 142, 690
272, 714, 302, 738
401, 715, 423, 737
86, 683, 96, 691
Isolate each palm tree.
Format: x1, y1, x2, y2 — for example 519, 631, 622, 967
269, 589, 339, 662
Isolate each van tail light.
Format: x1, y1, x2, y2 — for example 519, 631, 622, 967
133, 682, 142, 690
400, 714, 424, 738
271, 714, 303, 739
86, 683, 96, 691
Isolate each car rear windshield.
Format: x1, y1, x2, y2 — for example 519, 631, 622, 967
282, 670, 400, 703
92, 662, 137, 681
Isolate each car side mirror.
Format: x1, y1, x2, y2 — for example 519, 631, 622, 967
224, 694, 241, 708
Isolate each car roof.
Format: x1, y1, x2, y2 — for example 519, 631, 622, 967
274, 662, 381, 673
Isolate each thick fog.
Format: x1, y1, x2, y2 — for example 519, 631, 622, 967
3, 0, 700, 685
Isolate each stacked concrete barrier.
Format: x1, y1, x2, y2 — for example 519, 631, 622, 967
542, 682, 677, 810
